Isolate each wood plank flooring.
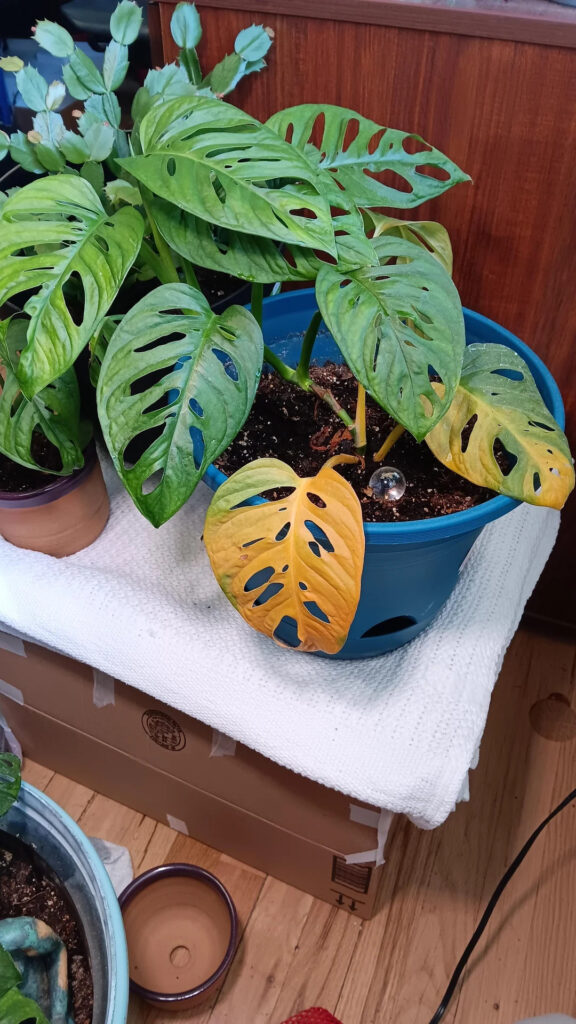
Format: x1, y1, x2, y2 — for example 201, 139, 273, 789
22, 626, 576, 1024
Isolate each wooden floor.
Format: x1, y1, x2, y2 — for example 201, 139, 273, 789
22, 626, 576, 1024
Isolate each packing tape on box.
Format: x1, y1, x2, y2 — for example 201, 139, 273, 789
210, 730, 237, 758
0, 630, 26, 657
92, 669, 116, 708
0, 679, 24, 705
166, 814, 189, 835
345, 807, 394, 867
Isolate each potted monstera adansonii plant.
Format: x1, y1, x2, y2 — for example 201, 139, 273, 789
0, 3, 572, 654
0, 1, 274, 555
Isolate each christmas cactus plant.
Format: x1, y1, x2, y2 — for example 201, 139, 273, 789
0, 2, 572, 654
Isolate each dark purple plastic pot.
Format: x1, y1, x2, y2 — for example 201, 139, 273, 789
119, 863, 238, 1011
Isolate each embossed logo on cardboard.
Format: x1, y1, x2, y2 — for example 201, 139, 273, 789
142, 710, 186, 751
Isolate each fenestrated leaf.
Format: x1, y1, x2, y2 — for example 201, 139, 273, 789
15, 66, 47, 111
33, 20, 74, 58
0, 175, 144, 396
97, 283, 264, 526
316, 236, 465, 440
425, 343, 575, 509
235, 24, 272, 61
368, 213, 453, 275
0, 319, 85, 475
204, 456, 365, 654
152, 196, 376, 283
110, 0, 143, 45
170, 2, 202, 48
103, 40, 129, 91
89, 315, 120, 387
119, 95, 337, 254
268, 104, 470, 210
0, 985, 50, 1024
0, 752, 21, 817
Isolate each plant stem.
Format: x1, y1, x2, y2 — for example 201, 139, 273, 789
251, 283, 264, 328
182, 258, 200, 290
138, 240, 166, 282
374, 421, 406, 462
295, 311, 323, 386
263, 344, 297, 384
309, 382, 355, 434
263, 337, 356, 439
141, 188, 180, 285
354, 383, 367, 455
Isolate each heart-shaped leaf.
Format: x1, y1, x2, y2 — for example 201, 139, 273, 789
152, 196, 376, 283
119, 95, 337, 254
97, 283, 264, 526
316, 236, 465, 440
268, 104, 470, 210
0, 752, 21, 817
204, 456, 365, 654
425, 343, 575, 509
0, 319, 85, 474
0, 175, 144, 397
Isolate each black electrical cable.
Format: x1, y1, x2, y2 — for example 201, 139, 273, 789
427, 785, 576, 1024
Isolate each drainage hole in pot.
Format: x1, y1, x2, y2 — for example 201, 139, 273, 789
170, 945, 191, 967
361, 615, 417, 638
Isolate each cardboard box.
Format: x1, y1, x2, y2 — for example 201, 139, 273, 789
0, 633, 387, 918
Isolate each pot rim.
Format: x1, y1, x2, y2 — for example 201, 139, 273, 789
203, 294, 566, 543
0, 444, 97, 509
118, 862, 238, 1004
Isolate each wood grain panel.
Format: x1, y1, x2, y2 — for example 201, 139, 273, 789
155, 4, 576, 626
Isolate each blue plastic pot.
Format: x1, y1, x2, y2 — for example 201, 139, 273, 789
1, 782, 129, 1024
204, 289, 565, 658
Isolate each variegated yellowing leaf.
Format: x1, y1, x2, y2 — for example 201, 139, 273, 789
97, 284, 264, 526
204, 456, 365, 654
268, 104, 470, 210
369, 214, 453, 275
316, 236, 465, 441
425, 343, 575, 509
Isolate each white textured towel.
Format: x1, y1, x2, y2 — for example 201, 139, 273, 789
0, 458, 559, 828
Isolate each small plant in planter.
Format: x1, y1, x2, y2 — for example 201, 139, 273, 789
0, 3, 572, 651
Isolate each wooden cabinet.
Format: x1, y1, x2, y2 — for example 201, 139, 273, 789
151, 0, 576, 629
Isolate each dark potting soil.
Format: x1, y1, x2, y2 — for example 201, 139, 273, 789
0, 832, 94, 1024
0, 433, 63, 494
217, 362, 495, 522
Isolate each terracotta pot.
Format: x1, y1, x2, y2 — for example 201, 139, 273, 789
119, 864, 238, 1011
0, 448, 109, 556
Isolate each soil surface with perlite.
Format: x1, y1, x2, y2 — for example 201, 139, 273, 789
0, 833, 94, 1024
217, 363, 495, 522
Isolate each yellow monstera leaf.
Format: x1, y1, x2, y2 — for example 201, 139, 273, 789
425, 343, 574, 509
204, 456, 365, 654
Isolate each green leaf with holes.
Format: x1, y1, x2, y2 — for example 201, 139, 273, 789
0, 319, 86, 474
97, 283, 264, 526
315, 236, 465, 440
268, 104, 470, 210
110, 0, 143, 45
0, 753, 21, 818
425, 343, 575, 509
119, 95, 337, 254
152, 196, 376, 283
0, 175, 144, 397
